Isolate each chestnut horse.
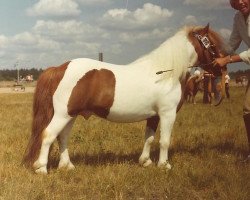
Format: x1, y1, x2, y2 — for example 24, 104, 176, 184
23, 25, 226, 174
184, 73, 204, 104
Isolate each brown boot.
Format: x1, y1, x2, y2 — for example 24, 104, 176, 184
213, 76, 224, 106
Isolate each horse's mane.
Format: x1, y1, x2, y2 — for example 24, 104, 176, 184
131, 26, 225, 81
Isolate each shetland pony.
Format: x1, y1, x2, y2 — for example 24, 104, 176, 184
23, 25, 226, 174
184, 73, 204, 104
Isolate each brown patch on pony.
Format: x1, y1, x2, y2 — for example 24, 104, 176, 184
146, 116, 159, 131
68, 68, 116, 119
22, 61, 70, 168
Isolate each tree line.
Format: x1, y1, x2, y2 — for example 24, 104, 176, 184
0, 68, 249, 82
229, 69, 250, 79
0, 68, 43, 81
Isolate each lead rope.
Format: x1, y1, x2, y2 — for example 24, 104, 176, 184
155, 62, 214, 75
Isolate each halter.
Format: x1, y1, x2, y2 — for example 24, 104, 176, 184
192, 32, 216, 59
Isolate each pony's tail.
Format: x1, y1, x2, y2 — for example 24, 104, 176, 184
22, 62, 69, 168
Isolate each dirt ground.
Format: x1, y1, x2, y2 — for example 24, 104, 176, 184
0, 87, 35, 93
0, 81, 36, 93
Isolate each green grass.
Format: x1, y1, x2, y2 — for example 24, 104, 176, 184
0, 87, 249, 199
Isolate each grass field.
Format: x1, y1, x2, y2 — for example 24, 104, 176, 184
0, 86, 249, 200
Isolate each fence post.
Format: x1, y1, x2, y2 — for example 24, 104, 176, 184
99, 53, 103, 62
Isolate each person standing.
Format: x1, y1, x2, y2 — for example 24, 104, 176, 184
203, 71, 213, 104
225, 73, 230, 99
213, 0, 250, 162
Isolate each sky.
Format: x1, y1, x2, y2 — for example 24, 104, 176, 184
0, 0, 249, 72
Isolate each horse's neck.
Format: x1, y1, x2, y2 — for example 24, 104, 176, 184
132, 32, 194, 81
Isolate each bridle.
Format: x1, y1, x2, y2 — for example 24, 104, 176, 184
192, 32, 217, 60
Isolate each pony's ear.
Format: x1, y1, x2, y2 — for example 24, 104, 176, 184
203, 23, 210, 34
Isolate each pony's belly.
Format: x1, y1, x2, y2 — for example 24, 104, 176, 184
107, 89, 157, 122
106, 109, 157, 123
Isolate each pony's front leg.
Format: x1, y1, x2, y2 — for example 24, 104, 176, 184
57, 118, 76, 170
139, 116, 159, 167
158, 110, 176, 170
33, 115, 71, 174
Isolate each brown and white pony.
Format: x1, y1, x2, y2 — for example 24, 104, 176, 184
23, 25, 226, 174
184, 73, 204, 104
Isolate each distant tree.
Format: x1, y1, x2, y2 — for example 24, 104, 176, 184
229, 69, 250, 79
0, 68, 44, 81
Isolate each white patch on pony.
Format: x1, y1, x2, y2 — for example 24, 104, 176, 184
53, 28, 198, 124
107, 28, 198, 122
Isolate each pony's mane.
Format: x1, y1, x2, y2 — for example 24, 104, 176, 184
131, 27, 193, 80
131, 26, 225, 80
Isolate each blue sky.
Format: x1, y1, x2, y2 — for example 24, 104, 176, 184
0, 0, 248, 71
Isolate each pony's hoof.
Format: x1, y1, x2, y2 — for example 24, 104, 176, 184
67, 162, 75, 170
35, 166, 48, 174
139, 157, 153, 167
143, 159, 153, 167
58, 162, 75, 170
33, 161, 47, 174
158, 161, 172, 170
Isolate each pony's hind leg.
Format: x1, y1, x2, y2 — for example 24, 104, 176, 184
57, 118, 76, 170
33, 114, 72, 174
192, 94, 196, 104
139, 116, 159, 167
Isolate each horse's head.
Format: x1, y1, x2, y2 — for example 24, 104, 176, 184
187, 24, 227, 106
188, 24, 226, 75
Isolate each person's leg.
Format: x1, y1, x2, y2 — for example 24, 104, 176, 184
243, 79, 250, 162
203, 77, 209, 103
225, 83, 230, 99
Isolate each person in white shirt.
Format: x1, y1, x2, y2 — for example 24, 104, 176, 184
225, 74, 230, 99
193, 68, 201, 77
213, 0, 250, 162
